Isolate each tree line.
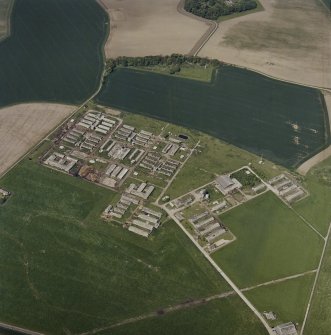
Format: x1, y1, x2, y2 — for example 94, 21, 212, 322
104, 54, 221, 76
184, 0, 257, 20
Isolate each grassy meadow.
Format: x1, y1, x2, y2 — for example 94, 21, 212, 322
0, 156, 232, 334
0, 0, 107, 107
96, 66, 328, 168
132, 63, 215, 82
212, 192, 323, 288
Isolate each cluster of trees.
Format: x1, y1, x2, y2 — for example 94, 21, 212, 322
184, 0, 257, 20
104, 54, 221, 76
231, 169, 260, 187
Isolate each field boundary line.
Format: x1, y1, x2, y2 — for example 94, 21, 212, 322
289, 206, 325, 241
241, 270, 317, 293
222, 62, 331, 92
297, 145, 331, 176
318, 0, 331, 11
300, 221, 331, 335
0, 322, 44, 335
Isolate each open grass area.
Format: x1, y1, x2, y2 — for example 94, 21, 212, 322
212, 192, 323, 288
96, 67, 328, 168
101, 297, 268, 335
246, 273, 314, 328
294, 157, 331, 236
121, 111, 167, 136
0, 0, 107, 107
0, 157, 232, 334
166, 132, 283, 200
304, 226, 331, 335
133, 64, 215, 82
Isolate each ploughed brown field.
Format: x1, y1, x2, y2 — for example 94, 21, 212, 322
0, 103, 74, 176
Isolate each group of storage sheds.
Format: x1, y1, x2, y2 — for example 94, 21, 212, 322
189, 211, 226, 246
128, 207, 162, 237
269, 174, 306, 203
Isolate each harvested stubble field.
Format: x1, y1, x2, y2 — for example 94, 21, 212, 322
96, 67, 329, 168
0, 103, 74, 176
0, 157, 236, 334
200, 0, 331, 89
0, 0, 107, 108
98, 0, 209, 58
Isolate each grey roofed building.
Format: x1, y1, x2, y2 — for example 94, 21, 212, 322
216, 175, 233, 189
215, 175, 242, 195
273, 322, 298, 335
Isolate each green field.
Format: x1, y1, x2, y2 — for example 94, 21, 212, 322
0, 155, 236, 334
102, 297, 268, 335
133, 63, 215, 82
212, 192, 323, 288
246, 273, 314, 328
96, 67, 329, 168
0, 0, 107, 107
321, 0, 331, 10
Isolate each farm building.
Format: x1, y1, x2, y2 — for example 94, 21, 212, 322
128, 207, 162, 237
126, 182, 155, 200
215, 175, 242, 195
0, 188, 10, 197
44, 153, 77, 173
273, 322, 297, 335
268, 174, 306, 204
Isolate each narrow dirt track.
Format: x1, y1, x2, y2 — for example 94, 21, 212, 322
176, 0, 219, 56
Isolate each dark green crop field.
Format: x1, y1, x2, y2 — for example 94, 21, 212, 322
96, 67, 329, 168
0, 154, 232, 334
321, 0, 331, 10
0, 0, 107, 107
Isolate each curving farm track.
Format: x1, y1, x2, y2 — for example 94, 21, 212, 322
177, 0, 219, 56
